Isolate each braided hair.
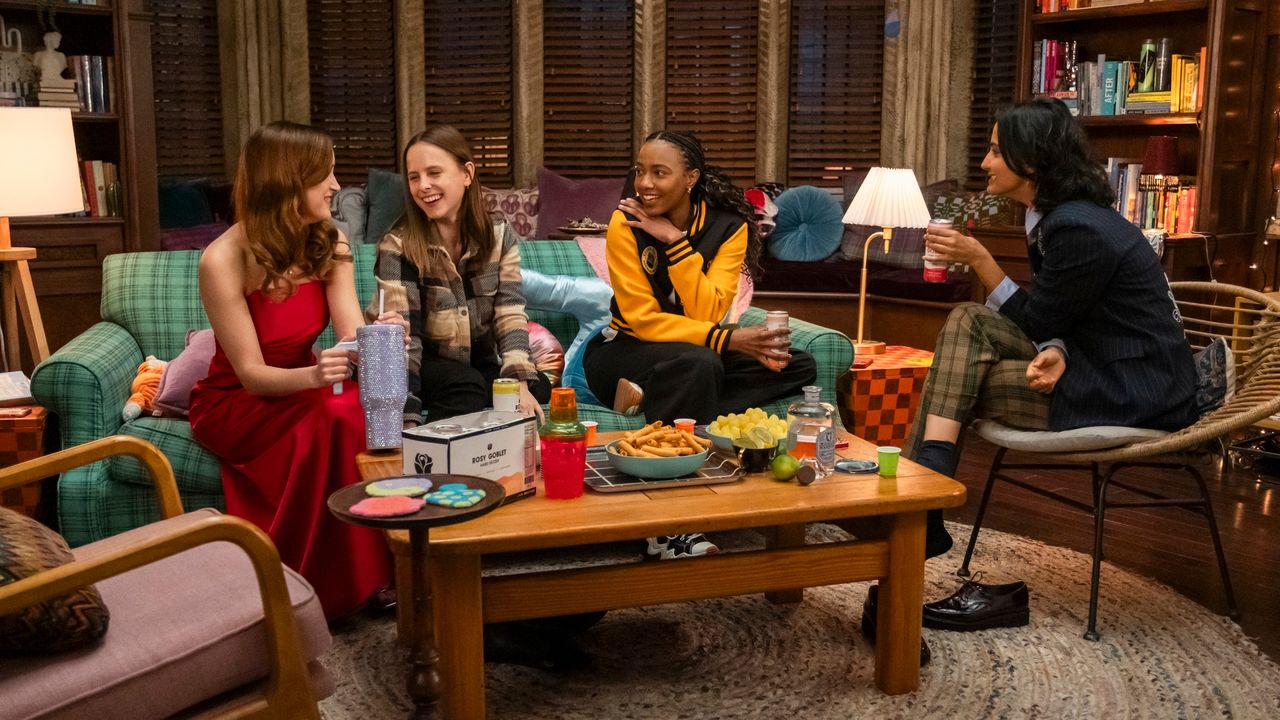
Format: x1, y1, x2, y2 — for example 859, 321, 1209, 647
644, 130, 763, 279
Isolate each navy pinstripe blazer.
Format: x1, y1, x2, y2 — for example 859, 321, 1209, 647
1000, 200, 1198, 431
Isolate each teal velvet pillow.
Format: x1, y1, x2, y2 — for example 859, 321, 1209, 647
365, 169, 407, 245
768, 185, 844, 261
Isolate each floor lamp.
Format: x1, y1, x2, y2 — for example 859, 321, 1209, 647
0, 108, 83, 370
841, 167, 931, 355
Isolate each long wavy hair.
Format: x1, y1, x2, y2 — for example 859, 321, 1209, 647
643, 130, 763, 279
996, 97, 1115, 214
233, 121, 347, 298
395, 125, 494, 276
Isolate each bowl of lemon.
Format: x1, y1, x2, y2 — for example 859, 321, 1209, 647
706, 408, 788, 451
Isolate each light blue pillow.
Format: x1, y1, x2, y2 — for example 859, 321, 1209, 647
768, 185, 844, 261
522, 270, 613, 406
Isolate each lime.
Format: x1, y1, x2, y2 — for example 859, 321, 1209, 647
771, 452, 800, 481
746, 426, 777, 450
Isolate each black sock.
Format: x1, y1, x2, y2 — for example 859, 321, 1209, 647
914, 439, 958, 477
913, 440, 958, 559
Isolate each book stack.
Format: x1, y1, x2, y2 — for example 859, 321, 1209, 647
77, 160, 122, 217
1035, 42, 1204, 117
37, 81, 81, 109
1105, 157, 1198, 233
1036, 0, 1143, 10
66, 56, 114, 113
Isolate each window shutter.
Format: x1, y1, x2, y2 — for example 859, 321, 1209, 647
666, 2, 758, 184
150, 0, 224, 180
423, 0, 514, 188
308, 0, 398, 186
543, 0, 634, 178
788, 0, 883, 188
968, 0, 1020, 191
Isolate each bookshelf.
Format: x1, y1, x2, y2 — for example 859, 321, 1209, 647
0, 0, 156, 365
1018, 0, 1267, 283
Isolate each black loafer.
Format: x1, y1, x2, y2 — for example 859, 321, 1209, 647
860, 585, 931, 667
922, 579, 1029, 631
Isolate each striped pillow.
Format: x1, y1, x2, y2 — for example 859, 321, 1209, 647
0, 507, 110, 653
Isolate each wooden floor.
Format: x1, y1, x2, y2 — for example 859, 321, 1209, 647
946, 431, 1280, 662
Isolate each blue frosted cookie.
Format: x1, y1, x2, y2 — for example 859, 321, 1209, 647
424, 486, 486, 508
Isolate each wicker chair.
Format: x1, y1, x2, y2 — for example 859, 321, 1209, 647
957, 281, 1280, 640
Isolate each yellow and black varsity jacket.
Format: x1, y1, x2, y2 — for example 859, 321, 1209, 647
604, 199, 747, 353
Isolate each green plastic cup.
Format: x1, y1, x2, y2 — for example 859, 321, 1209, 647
876, 446, 901, 477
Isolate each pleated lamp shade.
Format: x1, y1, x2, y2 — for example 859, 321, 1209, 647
842, 167, 931, 229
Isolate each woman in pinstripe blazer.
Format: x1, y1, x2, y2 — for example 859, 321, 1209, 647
909, 97, 1197, 559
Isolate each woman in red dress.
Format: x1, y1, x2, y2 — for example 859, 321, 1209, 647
189, 121, 404, 619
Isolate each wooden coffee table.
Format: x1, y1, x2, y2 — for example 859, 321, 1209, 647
357, 429, 964, 719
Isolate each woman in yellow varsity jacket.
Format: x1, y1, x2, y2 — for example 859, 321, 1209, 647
583, 130, 816, 425
585, 130, 817, 560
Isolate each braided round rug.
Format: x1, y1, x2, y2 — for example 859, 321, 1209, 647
319, 522, 1280, 719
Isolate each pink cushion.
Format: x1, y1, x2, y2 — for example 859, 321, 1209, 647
153, 329, 216, 417
159, 222, 229, 251
535, 167, 624, 238
528, 321, 565, 383
0, 508, 332, 719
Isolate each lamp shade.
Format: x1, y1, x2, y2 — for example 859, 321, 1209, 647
0, 108, 84, 217
1141, 135, 1179, 177
841, 167, 931, 229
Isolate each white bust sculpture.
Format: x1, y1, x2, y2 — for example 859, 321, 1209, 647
32, 31, 67, 84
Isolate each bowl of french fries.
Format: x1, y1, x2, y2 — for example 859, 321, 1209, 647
606, 421, 712, 479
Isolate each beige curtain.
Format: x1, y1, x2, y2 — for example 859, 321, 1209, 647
633, 0, 666, 153
880, 0, 973, 184
512, 1, 545, 188
755, 0, 791, 184
395, 0, 426, 157
218, 0, 310, 178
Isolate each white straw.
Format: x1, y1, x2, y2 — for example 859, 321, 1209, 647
379, 288, 386, 316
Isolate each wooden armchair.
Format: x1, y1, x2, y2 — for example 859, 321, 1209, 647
0, 436, 331, 719
958, 282, 1280, 640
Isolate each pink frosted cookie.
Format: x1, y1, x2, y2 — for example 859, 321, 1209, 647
349, 496, 426, 517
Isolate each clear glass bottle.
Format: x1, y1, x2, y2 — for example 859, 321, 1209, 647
786, 385, 837, 479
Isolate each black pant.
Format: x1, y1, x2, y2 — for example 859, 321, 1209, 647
418, 355, 552, 422
582, 332, 817, 423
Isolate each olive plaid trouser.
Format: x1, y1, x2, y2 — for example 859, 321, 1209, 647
904, 303, 1052, 458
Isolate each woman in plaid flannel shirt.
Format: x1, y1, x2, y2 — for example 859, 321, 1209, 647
370, 125, 551, 425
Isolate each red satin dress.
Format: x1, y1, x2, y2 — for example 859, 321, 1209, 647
189, 281, 391, 619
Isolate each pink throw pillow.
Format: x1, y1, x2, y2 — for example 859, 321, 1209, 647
481, 186, 539, 238
528, 321, 565, 385
153, 329, 216, 417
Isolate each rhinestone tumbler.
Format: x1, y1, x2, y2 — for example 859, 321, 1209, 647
357, 323, 407, 451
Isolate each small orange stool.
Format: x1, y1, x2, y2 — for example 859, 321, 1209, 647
837, 346, 934, 447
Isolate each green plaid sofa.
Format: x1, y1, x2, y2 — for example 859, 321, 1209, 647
32, 241, 852, 546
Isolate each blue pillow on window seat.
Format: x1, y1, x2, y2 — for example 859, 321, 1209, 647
768, 185, 845, 262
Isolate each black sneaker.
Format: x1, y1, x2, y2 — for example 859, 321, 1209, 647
644, 533, 719, 560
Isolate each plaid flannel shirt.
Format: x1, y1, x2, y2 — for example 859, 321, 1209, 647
369, 220, 536, 423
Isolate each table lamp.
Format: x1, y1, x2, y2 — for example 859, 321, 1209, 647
0, 107, 83, 367
841, 167, 931, 355
1141, 135, 1178, 230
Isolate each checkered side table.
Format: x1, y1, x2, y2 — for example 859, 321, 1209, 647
837, 346, 934, 447
0, 405, 50, 521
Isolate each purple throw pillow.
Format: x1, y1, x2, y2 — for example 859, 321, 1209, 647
153, 328, 216, 417
535, 167, 624, 238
